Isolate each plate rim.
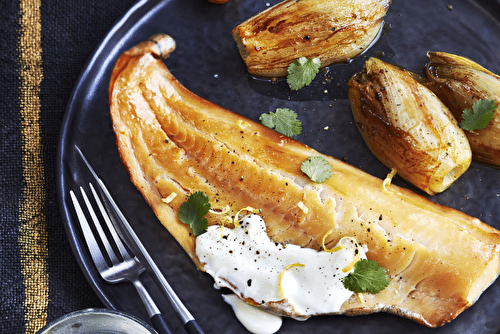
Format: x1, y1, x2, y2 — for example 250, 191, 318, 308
55, 0, 164, 310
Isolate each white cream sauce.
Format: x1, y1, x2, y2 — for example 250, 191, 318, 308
222, 294, 282, 334
195, 214, 367, 318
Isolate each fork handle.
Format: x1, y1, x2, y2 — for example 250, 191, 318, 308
184, 320, 205, 334
151, 314, 173, 334
133, 279, 172, 334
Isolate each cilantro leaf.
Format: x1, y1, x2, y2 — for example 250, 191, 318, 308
260, 108, 302, 137
300, 156, 332, 183
287, 57, 321, 91
178, 191, 211, 236
343, 259, 389, 294
461, 99, 497, 133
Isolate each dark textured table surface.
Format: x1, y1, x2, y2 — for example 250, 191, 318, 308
1, 1, 138, 332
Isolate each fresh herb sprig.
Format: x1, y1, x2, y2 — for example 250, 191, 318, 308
287, 57, 321, 91
260, 108, 302, 137
343, 259, 390, 294
300, 156, 332, 183
178, 191, 211, 236
461, 99, 497, 133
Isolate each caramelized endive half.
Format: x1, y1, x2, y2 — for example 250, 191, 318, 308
348, 57, 472, 195
425, 51, 500, 166
109, 35, 500, 328
232, 0, 391, 77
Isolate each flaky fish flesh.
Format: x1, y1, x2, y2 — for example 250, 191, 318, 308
109, 35, 500, 328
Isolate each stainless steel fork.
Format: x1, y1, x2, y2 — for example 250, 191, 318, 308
72, 146, 205, 334
69, 183, 172, 334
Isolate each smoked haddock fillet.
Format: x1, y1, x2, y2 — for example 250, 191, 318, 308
109, 35, 500, 328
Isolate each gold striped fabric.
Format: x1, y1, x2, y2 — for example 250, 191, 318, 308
18, 0, 49, 332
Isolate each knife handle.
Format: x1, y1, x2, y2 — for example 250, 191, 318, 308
185, 320, 205, 334
151, 314, 173, 334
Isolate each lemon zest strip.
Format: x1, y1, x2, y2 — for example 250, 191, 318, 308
321, 229, 344, 253
238, 119, 250, 129
161, 192, 177, 204
209, 204, 231, 215
297, 201, 309, 214
340, 237, 361, 273
278, 263, 305, 300
219, 224, 224, 238
214, 205, 262, 233
233, 206, 261, 228
382, 168, 397, 191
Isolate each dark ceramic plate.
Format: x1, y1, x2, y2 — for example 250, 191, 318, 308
56, 0, 500, 333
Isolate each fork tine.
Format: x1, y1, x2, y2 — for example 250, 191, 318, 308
78, 185, 120, 265
88, 182, 130, 259
69, 189, 110, 270
70, 179, 174, 334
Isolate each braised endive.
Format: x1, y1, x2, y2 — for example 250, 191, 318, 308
232, 0, 391, 77
348, 58, 472, 195
425, 51, 500, 166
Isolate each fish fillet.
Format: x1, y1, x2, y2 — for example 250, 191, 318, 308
109, 35, 500, 328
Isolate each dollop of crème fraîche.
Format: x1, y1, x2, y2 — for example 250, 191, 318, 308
195, 214, 367, 317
